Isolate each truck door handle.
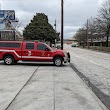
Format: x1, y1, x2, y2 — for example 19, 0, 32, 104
24, 51, 28, 54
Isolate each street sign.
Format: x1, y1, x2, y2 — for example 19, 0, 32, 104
0, 10, 16, 30
0, 10, 16, 40
0, 10, 15, 21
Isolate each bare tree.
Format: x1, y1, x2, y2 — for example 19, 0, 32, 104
10, 17, 23, 40
74, 0, 110, 47
97, 0, 110, 47
74, 28, 87, 47
14, 18, 23, 31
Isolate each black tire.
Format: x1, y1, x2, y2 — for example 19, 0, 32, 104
14, 60, 18, 64
54, 57, 63, 66
4, 55, 15, 65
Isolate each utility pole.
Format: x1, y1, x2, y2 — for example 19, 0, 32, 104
87, 19, 89, 48
54, 19, 57, 48
0, 2, 1, 40
106, 27, 109, 47
54, 19, 56, 31
61, 0, 64, 50
106, 18, 110, 47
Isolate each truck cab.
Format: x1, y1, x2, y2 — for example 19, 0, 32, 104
0, 41, 70, 66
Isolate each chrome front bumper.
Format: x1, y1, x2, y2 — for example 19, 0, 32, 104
64, 52, 70, 63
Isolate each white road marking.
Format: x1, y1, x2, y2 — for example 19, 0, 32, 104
75, 55, 101, 66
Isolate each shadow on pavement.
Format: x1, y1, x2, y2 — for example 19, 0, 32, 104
0, 61, 68, 67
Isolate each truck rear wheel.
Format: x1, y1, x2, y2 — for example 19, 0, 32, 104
54, 57, 63, 66
4, 55, 15, 65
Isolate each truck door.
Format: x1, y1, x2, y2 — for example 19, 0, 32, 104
36, 43, 53, 61
22, 42, 36, 61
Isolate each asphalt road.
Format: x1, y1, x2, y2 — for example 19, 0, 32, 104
64, 44, 110, 109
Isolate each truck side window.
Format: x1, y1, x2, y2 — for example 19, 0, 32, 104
37, 44, 46, 51
0, 42, 20, 48
26, 43, 34, 49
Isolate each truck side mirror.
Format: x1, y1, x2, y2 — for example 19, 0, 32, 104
45, 48, 50, 51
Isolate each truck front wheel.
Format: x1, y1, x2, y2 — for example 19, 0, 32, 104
4, 55, 15, 65
54, 57, 63, 66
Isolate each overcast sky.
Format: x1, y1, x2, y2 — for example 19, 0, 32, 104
0, 0, 105, 39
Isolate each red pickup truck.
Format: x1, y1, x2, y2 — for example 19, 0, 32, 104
0, 41, 70, 66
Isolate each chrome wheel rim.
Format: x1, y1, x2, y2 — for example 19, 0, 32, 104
5, 57, 12, 64
55, 59, 61, 66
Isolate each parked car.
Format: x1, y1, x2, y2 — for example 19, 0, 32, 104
71, 44, 79, 47
0, 41, 70, 66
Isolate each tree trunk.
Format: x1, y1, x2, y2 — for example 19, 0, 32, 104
106, 27, 110, 47
50, 41, 52, 47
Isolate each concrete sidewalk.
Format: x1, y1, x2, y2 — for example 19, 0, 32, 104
7, 65, 108, 110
